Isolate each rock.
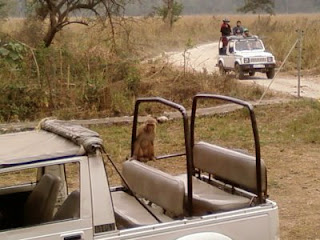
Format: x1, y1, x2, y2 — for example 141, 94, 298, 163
157, 116, 169, 123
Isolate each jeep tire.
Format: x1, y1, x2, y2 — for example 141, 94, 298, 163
266, 68, 275, 79
235, 63, 244, 80
219, 62, 226, 76
249, 71, 255, 77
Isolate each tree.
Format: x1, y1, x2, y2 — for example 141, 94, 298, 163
0, 0, 7, 18
29, 0, 128, 47
238, 0, 275, 14
154, 0, 183, 29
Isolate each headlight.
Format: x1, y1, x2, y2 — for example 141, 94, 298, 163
244, 58, 250, 63
267, 57, 274, 62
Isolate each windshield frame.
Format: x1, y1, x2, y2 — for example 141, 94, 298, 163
234, 39, 265, 52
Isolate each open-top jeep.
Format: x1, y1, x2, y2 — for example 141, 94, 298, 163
0, 94, 279, 240
217, 36, 276, 80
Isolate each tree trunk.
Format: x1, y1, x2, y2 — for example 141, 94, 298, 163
165, 0, 174, 30
44, 27, 57, 47
43, 14, 58, 47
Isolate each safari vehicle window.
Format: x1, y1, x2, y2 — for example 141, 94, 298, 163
0, 162, 80, 231
235, 40, 263, 51
0, 169, 37, 189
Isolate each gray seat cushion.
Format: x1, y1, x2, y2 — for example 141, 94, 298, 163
193, 142, 267, 194
24, 173, 61, 225
111, 191, 172, 228
122, 160, 185, 217
175, 174, 251, 215
54, 190, 80, 221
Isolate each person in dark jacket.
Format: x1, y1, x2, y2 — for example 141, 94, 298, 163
233, 20, 244, 36
220, 18, 231, 48
220, 18, 231, 37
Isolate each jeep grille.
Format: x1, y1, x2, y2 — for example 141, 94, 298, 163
250, 57, 267, 63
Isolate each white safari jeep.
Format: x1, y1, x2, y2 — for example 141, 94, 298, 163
217, 36, 276, 79
0, 94, 279, 240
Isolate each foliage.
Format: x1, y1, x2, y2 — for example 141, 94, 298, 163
237, 0, 275, 14
0, 0, 6, 18
154, 0, 183, 27
0, 41, 26, 69
125, 64, 140, 94
0, 84, 47, 121
0, 15, 319, 122
27, 0, 129, 47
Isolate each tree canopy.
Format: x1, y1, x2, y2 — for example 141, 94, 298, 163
29, 0, 129, 47
238, 0, 275, 14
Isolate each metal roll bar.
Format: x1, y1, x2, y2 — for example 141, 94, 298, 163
191, 94, 265, 204
131, 97, 193, 216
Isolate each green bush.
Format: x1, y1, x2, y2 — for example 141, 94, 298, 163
0, 41, 26, 69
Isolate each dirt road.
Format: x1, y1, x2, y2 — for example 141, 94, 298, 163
166, 42, 320, 99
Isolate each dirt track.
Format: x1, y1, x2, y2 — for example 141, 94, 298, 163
166, 42, 320, 99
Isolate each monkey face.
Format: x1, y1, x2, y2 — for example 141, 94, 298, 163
146, 123, 155, 132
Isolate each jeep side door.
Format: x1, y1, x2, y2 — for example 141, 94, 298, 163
224, 41, 236, 69
0, 157, 93, 240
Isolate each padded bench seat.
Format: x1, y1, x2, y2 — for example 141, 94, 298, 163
112, 160, 185, 228
175, 175, 251, 216
111, 191, 173, 228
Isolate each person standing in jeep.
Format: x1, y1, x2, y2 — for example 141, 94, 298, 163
220, 18, 231, 37
233, 20, 244, 36
220, 18, 231, 48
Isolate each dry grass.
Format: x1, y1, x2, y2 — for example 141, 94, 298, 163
0, 14, 318, 122
92, 99, 320, 240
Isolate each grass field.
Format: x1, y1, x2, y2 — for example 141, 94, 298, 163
0, 14, 319, 121
92, 99, 320, 240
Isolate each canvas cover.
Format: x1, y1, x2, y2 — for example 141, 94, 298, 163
0, 119, 103, 166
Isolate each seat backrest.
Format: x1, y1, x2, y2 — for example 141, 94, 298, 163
122, 160, 185, 217
53, 190, 80, 221
24, 173, 61, 225
193, 142, 267, 193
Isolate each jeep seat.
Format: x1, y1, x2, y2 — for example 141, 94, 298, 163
24, 173, 61, 225
111, 160, 185, 228
175, 175, 250, 215
53, 190, 80, 221
175, 142, 266, 215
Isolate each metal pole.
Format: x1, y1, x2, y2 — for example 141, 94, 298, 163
258, 39, 299, 104
297, 30, 303, 98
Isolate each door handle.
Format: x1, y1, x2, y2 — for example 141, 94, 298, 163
61, 232, 84, 240
64, 235, 82, 240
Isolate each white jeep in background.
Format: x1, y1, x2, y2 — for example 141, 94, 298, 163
0, 94, 279, 240
217, 36, 276, 80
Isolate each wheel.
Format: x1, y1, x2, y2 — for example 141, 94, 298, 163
176, 232, 233, 240
235, 63, 244, 80
249, 71, 255, 77
266, 68, 275, 79
218, 62, 226, 76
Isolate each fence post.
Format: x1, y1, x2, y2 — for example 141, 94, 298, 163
297, 30, 304, 98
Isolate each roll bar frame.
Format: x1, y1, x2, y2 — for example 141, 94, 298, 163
190, 94, 266, 204
130, 97, 193, 216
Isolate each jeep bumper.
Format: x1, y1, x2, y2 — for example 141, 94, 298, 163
241, 64, 276, 72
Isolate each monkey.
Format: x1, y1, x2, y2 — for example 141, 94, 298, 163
132, 117, 157, 162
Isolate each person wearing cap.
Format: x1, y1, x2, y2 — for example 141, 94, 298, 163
220, 18, 231, 49
243, 28, 252, 37
220, 18, 231, 37
233, 20, 244, 36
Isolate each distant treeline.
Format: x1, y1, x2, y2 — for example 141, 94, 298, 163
5, 0, 320, 17
126, 0, 320, 15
